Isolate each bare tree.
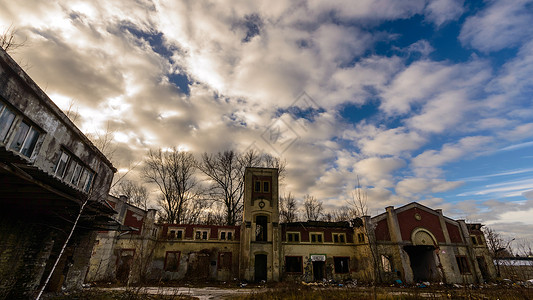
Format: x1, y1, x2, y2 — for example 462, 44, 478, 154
328, 206, 351, 222
280, 192, 298, 223
1, 24, 26, 53
346, 176, 368, 218
303, 194, 323, 221
199, 150, 251, 225
113, 180, 149, 210
483, 226, 514, 277
87, 121, 117, 160
143, 149, 201, 224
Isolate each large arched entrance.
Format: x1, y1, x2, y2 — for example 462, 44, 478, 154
404, 229, 440, 282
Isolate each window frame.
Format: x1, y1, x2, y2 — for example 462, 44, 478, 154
54, 150, 71, 178
263, 181, 270, 192
357, 233, 365, 243
334, 257, 350, 274
0, 104, 16, 143
194, 228, 210, 240
9, 119, 41, 158
456, 255, 471, 274
285, 256, 303, 274
219, 229, 234, 241
164, 251, 181, 272
310, 232, 324, 243
333, 233, 346, 243
286, 232, 300, 243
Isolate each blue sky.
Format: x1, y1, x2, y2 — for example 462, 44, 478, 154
2, 0, 533, 243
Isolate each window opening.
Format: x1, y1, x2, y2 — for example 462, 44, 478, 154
285, 256, 303, 273
334, 257, 349, 273
165, 251, 180, 271
0, 105, 15, 142
256, 215, 268, 241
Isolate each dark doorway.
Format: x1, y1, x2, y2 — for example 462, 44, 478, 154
313, 261, 325, 281
404, 245, 439, 282
254, 254, 267, 282
255, 216, 268, 241
477, 256, 490, 281
116, 249, 135, 282
187, 252, 210, 279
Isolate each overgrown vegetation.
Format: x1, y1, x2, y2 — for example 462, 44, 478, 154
229, 284, 533, 300
43, 289, 195, 300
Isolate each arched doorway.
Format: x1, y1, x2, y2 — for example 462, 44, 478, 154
404, 229, 440, 282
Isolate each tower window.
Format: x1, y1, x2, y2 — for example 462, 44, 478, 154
255, 215, 268, 241
255, 181, 261, 192
263, 181, 269, 192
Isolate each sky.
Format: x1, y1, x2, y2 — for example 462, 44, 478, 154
2, 0, 533, 245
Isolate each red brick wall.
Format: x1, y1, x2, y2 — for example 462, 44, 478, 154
124, 209, 144, 235
446, 222, 463, 243
374, 219, 390, 241
397, 208, 445, 243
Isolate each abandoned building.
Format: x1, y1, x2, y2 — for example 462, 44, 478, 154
88, 167, 497, 285
0, 48, 117, 299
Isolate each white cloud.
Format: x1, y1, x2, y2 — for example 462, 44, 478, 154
412, 136, 493, 177
396, 178, 463, 198
424, 0, 464, 27
460, 0, 533, 52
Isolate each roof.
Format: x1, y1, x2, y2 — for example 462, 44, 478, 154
0, 48, 116, 172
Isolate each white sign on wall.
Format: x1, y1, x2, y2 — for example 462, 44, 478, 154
310, 255, 326, 262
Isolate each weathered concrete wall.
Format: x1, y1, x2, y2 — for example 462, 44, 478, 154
0, 49, 114, 200
0, 48, 115, 298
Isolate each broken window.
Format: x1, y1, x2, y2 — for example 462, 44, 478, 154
456, 256, 470, 274
358, 233, 365, 243
285, 256, 303, 273
165, 251, 180, 272
10, 120, 40, 157
0, 103, 15, 142
54, 150, 71, 178
218, 252, 232, 270
256, 215, 268, 241
169, 230, 176, 239
69, 162, 83, 185
78, 168, 95, 192
381, 255, 392, 272
287, 232, 300, 242
334, 257, 350, 274
310, 233, 323, 243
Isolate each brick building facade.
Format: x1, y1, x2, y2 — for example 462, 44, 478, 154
89, 167, 497, 285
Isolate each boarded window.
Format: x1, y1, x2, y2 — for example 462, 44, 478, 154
334, 257, 350, 273
456, 256, 470, 274
165, 251, 180, 271
218, 252, 232, 270
285, 256, 303, 273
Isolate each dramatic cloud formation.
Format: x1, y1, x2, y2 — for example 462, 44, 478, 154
2, 0, 533, 242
